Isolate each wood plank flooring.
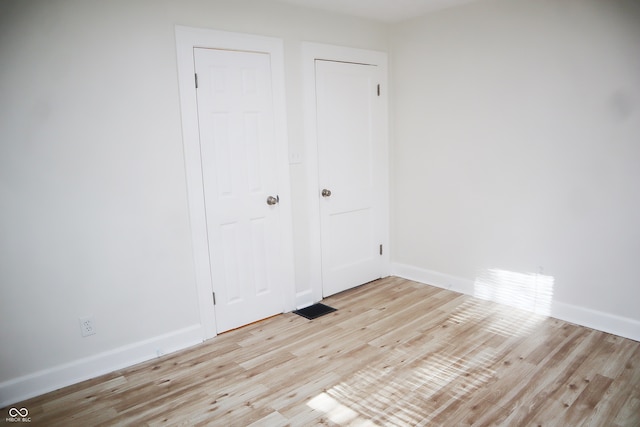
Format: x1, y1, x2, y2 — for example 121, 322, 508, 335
3, 277, 639, 426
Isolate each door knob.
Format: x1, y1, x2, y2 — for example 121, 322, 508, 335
266, 195, 279, 205
321, 189, 332, 197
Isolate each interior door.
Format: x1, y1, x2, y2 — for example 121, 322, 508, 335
316, 59, 387, 297
194, 48, 286, 333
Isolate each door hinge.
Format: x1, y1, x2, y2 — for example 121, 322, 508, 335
377, 84, 380, 96
379, 244, 383, 255
195, 73, 199, 89
212, 291, 216, 305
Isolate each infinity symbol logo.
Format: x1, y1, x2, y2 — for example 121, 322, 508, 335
8, 407, 28, 417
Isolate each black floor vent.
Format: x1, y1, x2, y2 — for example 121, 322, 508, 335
293, 303, 337, 320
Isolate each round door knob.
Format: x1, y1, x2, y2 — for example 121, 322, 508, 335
321, 189, 332, 197
266, 195, 279, 205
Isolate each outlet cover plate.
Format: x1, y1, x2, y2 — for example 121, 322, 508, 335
79, 316, 96, 337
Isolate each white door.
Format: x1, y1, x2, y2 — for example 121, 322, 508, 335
315, 59, 388, 297
194, 48, 287, 333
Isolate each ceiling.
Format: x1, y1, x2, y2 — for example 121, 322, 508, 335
275, 0, 479, 23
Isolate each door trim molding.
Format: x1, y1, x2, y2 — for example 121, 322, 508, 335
175, 26, 295, 339
301, 42, 390, 306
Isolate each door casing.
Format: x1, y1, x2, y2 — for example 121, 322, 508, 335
176, 26, 295, 340
300, 42, 390, 308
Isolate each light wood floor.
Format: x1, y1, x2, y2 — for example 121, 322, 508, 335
4, 277, 639, 426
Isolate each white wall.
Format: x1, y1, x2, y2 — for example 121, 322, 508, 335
391, 0, 640, 337
0, 0, 389, 405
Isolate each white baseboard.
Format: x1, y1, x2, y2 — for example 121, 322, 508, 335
0, 324, 204, 408
551, 300, 640, 343
391, 262, 640, 342
391, 262, 475, 295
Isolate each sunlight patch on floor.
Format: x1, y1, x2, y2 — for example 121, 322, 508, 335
447, 299, 547, 338
307, 346, 498, 425
307, 392, 370, 425
483, 308, 547, 338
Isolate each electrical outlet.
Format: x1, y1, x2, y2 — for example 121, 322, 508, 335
79, 316, 96, 337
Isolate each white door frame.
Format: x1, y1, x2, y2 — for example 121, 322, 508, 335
176, 26, 295, 340
301, 42, 390, 307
